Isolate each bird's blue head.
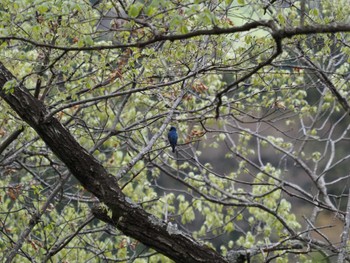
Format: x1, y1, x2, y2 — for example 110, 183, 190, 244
169, 126, 176, 132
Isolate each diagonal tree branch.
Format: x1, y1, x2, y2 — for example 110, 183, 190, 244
0, 126, 24, 155
0, 62, 228, 263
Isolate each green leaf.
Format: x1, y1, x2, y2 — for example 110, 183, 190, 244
309, 8, 319, 17
83, 35, 94, 46
77, 39, 84, 48
145, 6, 157, 16
3, 79, 17, 94
224, 222, 234, 232
128, 3, 144, 18
37, 4, 49, 14
180, 25, 189, 34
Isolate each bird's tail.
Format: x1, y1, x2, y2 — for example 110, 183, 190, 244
172, 146, 175, 153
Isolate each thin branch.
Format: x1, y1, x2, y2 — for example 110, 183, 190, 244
338, 190, 350, 263
115, 86, 186, 180
5, 172, 70, 262
297, 44, 350, 114
43, 215, 94, 262
215, 21, 283, 118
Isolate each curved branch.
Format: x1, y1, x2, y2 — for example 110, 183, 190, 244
215, 21, 283, 118
1, 22, 350, 51
0, 20, 274, 51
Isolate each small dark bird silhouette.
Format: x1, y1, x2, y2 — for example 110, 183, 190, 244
168, 126, 178, 153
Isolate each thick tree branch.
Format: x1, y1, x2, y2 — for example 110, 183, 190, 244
0, 62, 227, 263
0, 126, 24, 155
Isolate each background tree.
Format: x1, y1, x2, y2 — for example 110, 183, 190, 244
1, 0, 350, 262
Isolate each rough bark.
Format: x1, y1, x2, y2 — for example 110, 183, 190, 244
0, 126, 23, 155
0, 62, 228, 263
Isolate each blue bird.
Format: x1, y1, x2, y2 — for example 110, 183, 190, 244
168, 126, 178, 153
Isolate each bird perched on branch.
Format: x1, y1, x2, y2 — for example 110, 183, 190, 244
168, 126, 178, 153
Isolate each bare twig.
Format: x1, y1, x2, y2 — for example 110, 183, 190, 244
338, 190, 350, 263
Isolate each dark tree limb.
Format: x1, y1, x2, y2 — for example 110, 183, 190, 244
0, 126, 24, 155
0, 62, 228, 263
